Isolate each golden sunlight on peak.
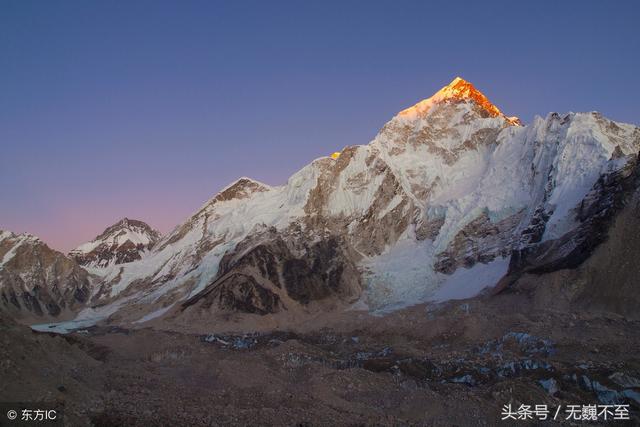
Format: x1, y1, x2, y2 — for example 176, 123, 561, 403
398, 77, 521, 126
449, 76, 468, 85
437, 77, 481, 99
330, 151, 341, 159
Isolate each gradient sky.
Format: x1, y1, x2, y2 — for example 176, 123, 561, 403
1, 0, 639, 252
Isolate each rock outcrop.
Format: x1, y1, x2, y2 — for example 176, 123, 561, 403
0, 231, 92, 319
181, 227, 361, 315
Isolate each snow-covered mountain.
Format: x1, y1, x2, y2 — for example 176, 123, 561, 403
0, 230, 92, 319
69, 218, 160, 268
5, 77, 640, 329
55, 76, 636, 328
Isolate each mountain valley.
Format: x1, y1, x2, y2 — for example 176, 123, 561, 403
2, 77, 640, 425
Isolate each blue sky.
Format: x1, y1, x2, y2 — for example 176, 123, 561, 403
1, 0, 639, 250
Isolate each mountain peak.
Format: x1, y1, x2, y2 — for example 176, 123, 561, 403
0, 229, 40, 245
70, 218, 160, 267
398, 77, 521, 125
435, 77, 482, 100
96, 218, 158, 240
214, 177, 271, 203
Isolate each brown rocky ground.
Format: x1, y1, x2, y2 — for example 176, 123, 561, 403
2, 287, 640, 426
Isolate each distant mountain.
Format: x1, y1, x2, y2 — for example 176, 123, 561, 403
0, 230, 92, 319
69, 218, 161, 268
3, 77, 639, 329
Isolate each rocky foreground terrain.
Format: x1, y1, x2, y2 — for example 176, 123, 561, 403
2, 285, 640, 426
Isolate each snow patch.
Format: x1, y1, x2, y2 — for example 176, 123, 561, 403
430, 257, 510, 302
133, 304, 175, 324
30, 294, 138, 334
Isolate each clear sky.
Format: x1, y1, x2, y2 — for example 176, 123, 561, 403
1, 0, 639, 252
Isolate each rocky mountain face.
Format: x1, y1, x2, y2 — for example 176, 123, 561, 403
0, 231, 92, 320
181, 226, 362, 316
500, 161, 640, 318
3, 77, 640, 329
69, 218, 160, 268
496, 153, 640, 291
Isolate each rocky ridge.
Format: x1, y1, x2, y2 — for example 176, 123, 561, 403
0, 231, 92, 320
69, 218, 160, 268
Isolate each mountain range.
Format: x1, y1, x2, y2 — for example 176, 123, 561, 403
1, 77, 638, 332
